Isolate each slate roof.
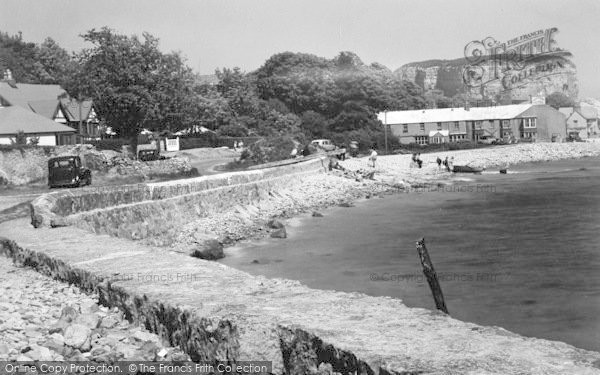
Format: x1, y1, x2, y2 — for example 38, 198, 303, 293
577, 106, 598, 120
0, 106, 75, 135
28, 100, 60, 119
378, 104, 536, 124
0, 82, 66, 111
59, 98, 95, 122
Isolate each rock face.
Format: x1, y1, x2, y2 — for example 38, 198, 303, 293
396, 55, 578, 102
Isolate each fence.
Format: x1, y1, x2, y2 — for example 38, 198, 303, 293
179, 135, 263, 150
90, 135, 264, 152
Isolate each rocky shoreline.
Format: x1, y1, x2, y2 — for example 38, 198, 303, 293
0, 257, 190, 362
169, 142, 600, 253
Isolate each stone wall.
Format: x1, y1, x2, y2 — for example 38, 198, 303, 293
30, 157, 328, 240
1, 221, 598, 374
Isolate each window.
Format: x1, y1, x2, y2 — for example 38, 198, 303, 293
450, 134, 466, 142
520, 131, 536, 139
437, 122, 442, 130
454, 122, 460, 130
523, 118, 537, 128
403, 124, 408, 133
475, 121, 483, 129
502, 120, 511, 129
415, 136, 428, 145
419, 123, 425, 132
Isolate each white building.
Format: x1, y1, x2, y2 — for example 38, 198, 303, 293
0, 106, 75, 146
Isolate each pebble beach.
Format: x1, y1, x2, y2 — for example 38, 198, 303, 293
3, 141, 600, 364
172, 142, 600, 250
0, 257, 190, 362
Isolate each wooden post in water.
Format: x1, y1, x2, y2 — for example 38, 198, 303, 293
416, 238, 449, 314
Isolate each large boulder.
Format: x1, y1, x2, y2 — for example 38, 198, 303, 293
267, 219, 285, 229
270, 227, 287, 239
190, 239, 224, 260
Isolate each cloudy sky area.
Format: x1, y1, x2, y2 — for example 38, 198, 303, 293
1, 0, 599, 97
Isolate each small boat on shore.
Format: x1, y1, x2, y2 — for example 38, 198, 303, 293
452, 165, 484, 174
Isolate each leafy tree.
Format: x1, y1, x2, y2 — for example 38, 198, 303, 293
0, 32, 75, 84
217, 123, 248, 137
13, 130, 27, 145
65, 28, 199, 148
300, 110, 327, 139
215, 67, 261, 117
546, 91, 576, 109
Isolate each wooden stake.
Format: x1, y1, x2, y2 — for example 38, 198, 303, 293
416, 238, 449, 314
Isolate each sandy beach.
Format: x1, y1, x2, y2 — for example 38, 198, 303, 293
170, 142, 600, 249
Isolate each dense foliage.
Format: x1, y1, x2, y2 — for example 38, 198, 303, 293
1, 30, 429, 160
545, 91, 576, 109
0, 32, 76, 85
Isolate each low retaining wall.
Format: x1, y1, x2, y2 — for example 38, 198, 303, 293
30, 157, 328, 240
1, 222, 598, 374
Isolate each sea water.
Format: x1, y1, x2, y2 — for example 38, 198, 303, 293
220, 157, 600, 352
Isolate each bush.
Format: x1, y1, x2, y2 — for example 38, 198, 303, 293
89, 138, 131, 152
28, 136, 40, 146
180, 133, 219, 149
217, 124, 249, 137
13, 130, 27, 145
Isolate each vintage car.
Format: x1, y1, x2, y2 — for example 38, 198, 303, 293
48, 156, 92, 188
138, 149, 160, 161
477, 135, 497, 145
311, 139, 337, 152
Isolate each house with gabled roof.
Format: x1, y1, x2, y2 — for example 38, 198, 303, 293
0, 69, 101, 142
378, 104, 567, 145
559, 105, 600, 139
559, 107, 588, 139
0, 106, 75, 145
56, 98, 101, 140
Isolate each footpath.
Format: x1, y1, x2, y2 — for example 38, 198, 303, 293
1, 217, 599, 374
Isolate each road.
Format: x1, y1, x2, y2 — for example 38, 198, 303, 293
0, 147, 240, 223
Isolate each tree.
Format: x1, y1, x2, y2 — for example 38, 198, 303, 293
300, 110, 327, 139
546, 92, 576, 109
0, 33, 76, 84
65, 28, 199, 147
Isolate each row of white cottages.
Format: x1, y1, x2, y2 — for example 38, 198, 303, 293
378, 104, 598, 144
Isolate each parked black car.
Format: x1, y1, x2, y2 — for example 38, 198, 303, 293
48, 156, 92, 188
138, 149, 166, 161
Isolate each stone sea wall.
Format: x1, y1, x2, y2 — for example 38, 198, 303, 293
1, 221, 599, 374
30, 157, 329, 241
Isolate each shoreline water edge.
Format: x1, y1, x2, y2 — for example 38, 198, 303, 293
169, 142, 600, 250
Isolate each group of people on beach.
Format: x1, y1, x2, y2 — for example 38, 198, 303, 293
411, 153, 423, 168
436, 156, 454, 172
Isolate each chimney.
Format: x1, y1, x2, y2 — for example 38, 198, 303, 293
464, 100, 470, 111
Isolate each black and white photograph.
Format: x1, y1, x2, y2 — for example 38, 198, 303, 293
0, 0, 599, 373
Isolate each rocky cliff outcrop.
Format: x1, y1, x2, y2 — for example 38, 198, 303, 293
396, 55, 578, 102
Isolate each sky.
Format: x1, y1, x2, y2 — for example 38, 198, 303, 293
1, 0, 599, 97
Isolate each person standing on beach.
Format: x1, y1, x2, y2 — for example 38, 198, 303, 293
443, 156, 450, 172
416, 153, 423, 168
436, 156, 442, 170
369, 149, 378, 168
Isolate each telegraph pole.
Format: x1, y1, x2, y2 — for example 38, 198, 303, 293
384, 110, 389, 154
